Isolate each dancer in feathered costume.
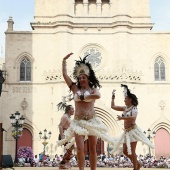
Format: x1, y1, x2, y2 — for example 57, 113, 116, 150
57, 52, 113, 170
110, 84, 154, 170
57, 99, 75, 169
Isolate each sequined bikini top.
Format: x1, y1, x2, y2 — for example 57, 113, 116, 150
74, 90, 93, 102
122, 105, 138, 117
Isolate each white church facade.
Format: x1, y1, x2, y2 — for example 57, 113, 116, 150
0, 0, 170, 160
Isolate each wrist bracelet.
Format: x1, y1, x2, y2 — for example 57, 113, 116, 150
112, 95, 115, 99
80, 95, 85, 100
62, 60, 67, 66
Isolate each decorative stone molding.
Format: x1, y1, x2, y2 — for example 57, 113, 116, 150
21, 98, 28, 110
43, 70, 62, 82
43, 67, 143, 83
97, 27, 102, 31
159, 100, 165, 111
31, 18, 154, 31
97, 67, 143, 82
84, 27, 88, 31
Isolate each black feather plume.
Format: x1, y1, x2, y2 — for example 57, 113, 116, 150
57, 102, 67, 111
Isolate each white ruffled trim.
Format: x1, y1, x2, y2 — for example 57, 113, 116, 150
57, 116, 114, 149
65, 138, 75, 149
110, 125, 154, 155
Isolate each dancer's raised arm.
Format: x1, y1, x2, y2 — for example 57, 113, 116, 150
62, 52, 76, 92
111, 89, 125, 111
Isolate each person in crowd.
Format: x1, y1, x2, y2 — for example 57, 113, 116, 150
85, 154, 89, 161
110, 84, 154, 170
54, 154, 59, 165
108, 154, 114, 161
25, 155, 31, 163
70, 155, 78, 167
57, 103, 75, 169
33, 154, 39, 167
43, 154, 47, 162
167, 157, 170, 168
52, 158, 57, 167
102, 153, 106, 162
18, 155, 25, 167
39, 152, 44, 163
46, 155, 50, 162
25, 155, 32, 166
57, 52, 114, 170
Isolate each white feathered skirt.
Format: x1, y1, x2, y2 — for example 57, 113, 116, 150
110, 125, 154, 155
57, 116, 114, 149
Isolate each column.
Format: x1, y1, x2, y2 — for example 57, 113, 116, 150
72, 0, 75, 15
96, 0, 102, 15
83, 0, 89, 15
109, 0, 113, 15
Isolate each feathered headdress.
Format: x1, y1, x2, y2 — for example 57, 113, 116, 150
57, 94, 73, 111
121, 84, 130, 97
57, 102, 67, 111
121, 84, 138, 106
73, 55, 91, 78
73, 55, 101, 88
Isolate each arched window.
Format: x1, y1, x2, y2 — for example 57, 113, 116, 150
154, 57, 165, 81
20, 57, 31, 81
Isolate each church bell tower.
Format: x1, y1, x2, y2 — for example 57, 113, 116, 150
31, 0, 153, 31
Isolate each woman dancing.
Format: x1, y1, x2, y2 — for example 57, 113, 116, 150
57, 52, 113, 170
57, 103, 75, 169
111, 84, 154, 170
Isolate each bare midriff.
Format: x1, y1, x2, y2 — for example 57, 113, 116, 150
124, 118, 136, 129
74, 100, 95, 117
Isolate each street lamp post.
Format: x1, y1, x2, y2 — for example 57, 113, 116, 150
39, 129, 52, 154
144, 128, 156, 155
107, 143, 110, 156
9, 111, 25, 164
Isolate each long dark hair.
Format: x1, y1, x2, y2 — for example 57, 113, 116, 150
65, 105, 72, 114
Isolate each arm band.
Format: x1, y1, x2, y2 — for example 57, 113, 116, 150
69, 82, 76, 91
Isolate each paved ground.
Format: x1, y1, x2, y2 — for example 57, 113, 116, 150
2, 168, 169, 170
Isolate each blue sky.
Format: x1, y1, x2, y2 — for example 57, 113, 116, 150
0, 0, 170, 58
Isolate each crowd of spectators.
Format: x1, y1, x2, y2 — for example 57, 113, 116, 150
94, 154, 170, 168
18, 152, 170, 168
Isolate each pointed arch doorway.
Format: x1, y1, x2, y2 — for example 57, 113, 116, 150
18, 128, 32, 148
154, 128, 170, 159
